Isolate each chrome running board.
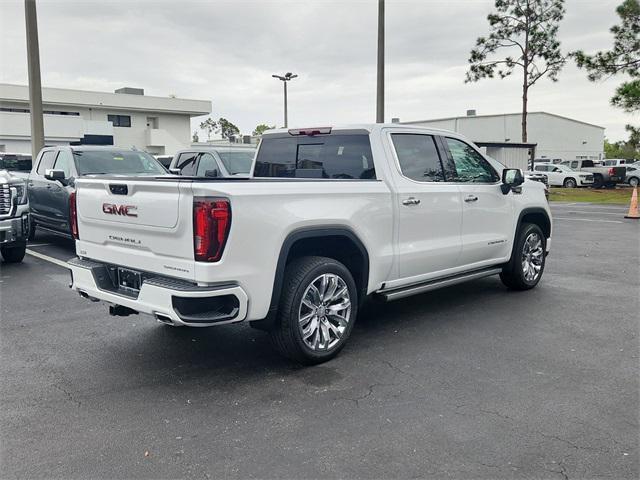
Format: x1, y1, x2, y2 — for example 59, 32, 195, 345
377, 266, 503, 302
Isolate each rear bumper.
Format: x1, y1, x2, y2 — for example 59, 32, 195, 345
68, 258, 248, 327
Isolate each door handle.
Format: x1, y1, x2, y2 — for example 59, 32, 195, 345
402, 197, 421, 206
464, 195, 478, 203
46, 184, 52, 189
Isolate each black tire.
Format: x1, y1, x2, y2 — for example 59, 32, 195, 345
500, 223, 546, 291
269, 256, 358, 365
592, 174, 604, 189
1, 242, 27, 263
604, 182, 616, 189
563, 177, 577, 188
27, 219, 36, 241
629, 177, 639, 187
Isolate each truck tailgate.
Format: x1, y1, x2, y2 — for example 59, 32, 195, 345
611, 166, 626, 181
75, 177, 196, 281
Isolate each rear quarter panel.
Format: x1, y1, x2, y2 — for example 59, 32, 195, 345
189, 180, 394, 320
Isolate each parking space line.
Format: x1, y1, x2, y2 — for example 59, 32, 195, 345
554, 217, 624, 224
25, 249, 70, 268
551, 204, 628, 211
27, 243, 52, 247
560, 210, 627, 216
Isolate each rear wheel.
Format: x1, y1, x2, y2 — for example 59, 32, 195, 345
1, 242, 27, 263
500, 223, 546, 290
629, 177, 639, 187
563, 177, 577, 188
269, 256, 357, 364
592, 174, 604, 189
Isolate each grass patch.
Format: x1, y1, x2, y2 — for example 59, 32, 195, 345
548, 187, 635, 205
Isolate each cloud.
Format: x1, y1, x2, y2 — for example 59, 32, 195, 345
1, 0, 636, 141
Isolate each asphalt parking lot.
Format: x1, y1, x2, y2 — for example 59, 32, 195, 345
1, 202, 638, 479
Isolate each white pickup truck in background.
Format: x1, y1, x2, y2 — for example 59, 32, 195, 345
68, 124, 551, 363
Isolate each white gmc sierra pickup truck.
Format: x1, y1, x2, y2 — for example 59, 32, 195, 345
68, 124, 551, 363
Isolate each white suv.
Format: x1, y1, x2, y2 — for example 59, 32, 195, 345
531, 163, 593, 188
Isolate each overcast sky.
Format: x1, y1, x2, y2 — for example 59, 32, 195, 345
1, 0, 637, 141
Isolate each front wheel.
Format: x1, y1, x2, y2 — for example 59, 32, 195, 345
27, 218, 36, 241
628, 177, 639, 187
269, 256, 358, 364
1, 242, 27, 263
563, 177, 577, 188
500, 223, 546, 290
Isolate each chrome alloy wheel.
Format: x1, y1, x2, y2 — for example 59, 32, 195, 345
298, 273, 351, 351
522, 232, 544, 282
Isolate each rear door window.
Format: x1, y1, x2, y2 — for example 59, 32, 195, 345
196, 153, 218, 176
176, 152, 197, 176
254, 134, 375, 179
391, 134, 445, 182
36, 150, 57, 175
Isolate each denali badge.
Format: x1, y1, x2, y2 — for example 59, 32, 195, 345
102, 203, 138, 217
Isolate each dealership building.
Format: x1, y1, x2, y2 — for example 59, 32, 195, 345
401, 111, 605, 171
0, 83, 211, 155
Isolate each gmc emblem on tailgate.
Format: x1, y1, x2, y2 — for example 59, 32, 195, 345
102, 203, 138, 217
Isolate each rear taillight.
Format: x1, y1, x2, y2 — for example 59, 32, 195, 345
69, 191, 79, 239
609, 168, 615, 176
193, 197, 231, 262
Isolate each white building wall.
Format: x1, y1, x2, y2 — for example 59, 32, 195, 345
0, 83, 211, 155
405, 112, 605, 162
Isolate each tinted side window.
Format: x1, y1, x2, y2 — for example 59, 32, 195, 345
445, 138, 499, 183
196, 153, 218, 176
53, 150, 73, 177
177, 152, 197, 176
254, 134, 375, 179
391, 134, 444, 182
37, 151, 57, 175
571, 161, 579, 169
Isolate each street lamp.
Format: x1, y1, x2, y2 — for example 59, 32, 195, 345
272, 72, 297, 128
376, 0, 385, 123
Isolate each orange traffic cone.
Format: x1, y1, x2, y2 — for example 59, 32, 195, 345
625, 186, 639, 219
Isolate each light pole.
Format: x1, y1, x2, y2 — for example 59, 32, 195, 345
25, 0, 44, 154
376, 0, 385, 123
272, 72, 297, 128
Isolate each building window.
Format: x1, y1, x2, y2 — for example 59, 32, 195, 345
107, 114, 131, 127
0, 107, 79, 116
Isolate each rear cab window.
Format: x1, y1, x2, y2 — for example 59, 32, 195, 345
254, 132, 376, 179
217, 150, 255, 175
73, 150, 165, 176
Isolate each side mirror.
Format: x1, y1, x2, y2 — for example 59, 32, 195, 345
204, 169, 219, 178
168, 168, 181, 175
501, 168, 524, 194
44, 169, 67, 183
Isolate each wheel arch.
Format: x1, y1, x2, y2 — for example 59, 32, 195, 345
517, 207, 552, 240
250, 226, 370, 331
